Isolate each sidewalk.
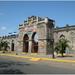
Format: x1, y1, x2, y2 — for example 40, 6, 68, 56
0, 52, 75, 63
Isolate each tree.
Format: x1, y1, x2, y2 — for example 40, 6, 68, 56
2, 41, 10, 52
0, 39, 3, 51
0, 39, 10, 53
55, 37, 69, 57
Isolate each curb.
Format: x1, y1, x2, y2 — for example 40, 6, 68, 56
0, 54, 75, 63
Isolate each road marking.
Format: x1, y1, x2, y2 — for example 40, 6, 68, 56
0, 53, 75, 63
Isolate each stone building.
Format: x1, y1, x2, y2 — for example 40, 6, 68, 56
54, 25, 75, 54
18, 16, 55, 55
0, 34, 18, 52
1, 16, 75, 54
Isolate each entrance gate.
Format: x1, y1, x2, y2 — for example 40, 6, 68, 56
23, 34, 29, 52
31, 32, 38, 53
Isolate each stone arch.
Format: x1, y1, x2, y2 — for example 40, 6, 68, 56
11, 40, 14, 51
23, 34, 29, 52
31, 32, 38, 53
60, 34, 65, 38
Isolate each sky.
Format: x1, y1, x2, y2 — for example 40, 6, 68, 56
0, 1, 75, 36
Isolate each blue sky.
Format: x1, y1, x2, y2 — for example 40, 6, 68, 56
0, 1, 75, 36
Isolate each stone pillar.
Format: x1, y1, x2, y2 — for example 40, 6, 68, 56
38, 40, 47, 55
37, 23, 47, 55
28, 41, 32, 54
17, 40, 23, 55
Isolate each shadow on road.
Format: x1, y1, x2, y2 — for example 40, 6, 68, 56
0, 61, 31, 74
0, 69, 24, 74
57, 55, 73, 58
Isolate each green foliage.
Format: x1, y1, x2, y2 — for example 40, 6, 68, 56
0, 39, 3, 51
2, 41, 10, 51
0, 39, 10, 52
54, 38, 70, 57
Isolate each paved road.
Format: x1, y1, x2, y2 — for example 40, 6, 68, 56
0, 56, 75, 74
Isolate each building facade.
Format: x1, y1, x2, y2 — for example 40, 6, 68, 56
18, 16, 54, 55
1, 16, 75, 54
54, 25, 75, 54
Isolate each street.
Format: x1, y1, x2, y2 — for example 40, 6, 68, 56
0, 56, 75, 74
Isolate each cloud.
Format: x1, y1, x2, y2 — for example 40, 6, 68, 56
1, 26, 7, 30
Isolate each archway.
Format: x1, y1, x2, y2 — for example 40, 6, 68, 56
23, 34, 29, 52
11, 40, 14, 51
31, 32, 38, 53
60, 34, 65, 38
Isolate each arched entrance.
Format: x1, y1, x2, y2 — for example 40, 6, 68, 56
23, 34, 29, 52
11, 40, 14, 51
31, 32, 38, 53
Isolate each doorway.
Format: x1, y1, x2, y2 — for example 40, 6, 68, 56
31, 32, 38, 53
23, 34, 29, 52
11, 40, 14, 51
